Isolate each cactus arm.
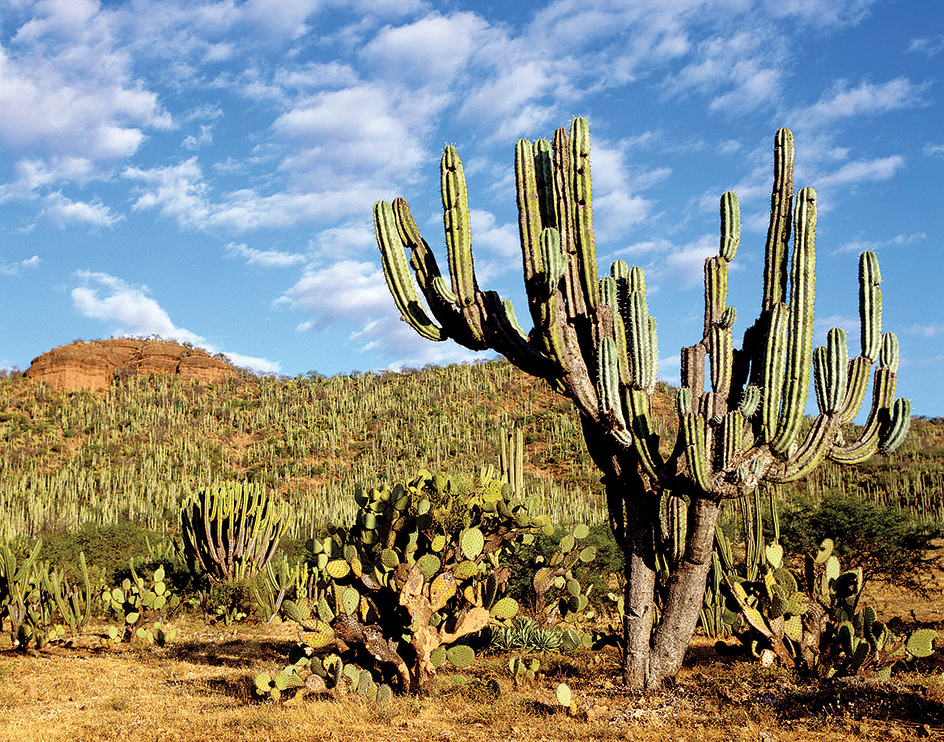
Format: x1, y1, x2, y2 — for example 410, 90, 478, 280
681, 413, 711, 491
837, 355, 871, 423
704, 256, 728, 337
620, 266, 658, 395
880, 397, 911, 453
762, 129, 794, 311
828, 366, 897, 464
859, 251, 882, 361
813, 328, 850, 414
768, 415, 834, 482
375, 200, 445, 342
709, 325, 733, 401
533, 138, 557, 229
569, 117, 601, 322
515, 138, 547, 331
720, 191, 740, 262
598, 335, 630, 440
627, 387, 662, 476
770, 188, 817, 455
441, 146, 477, 307
761, 303, 790, 441
722, 411, 744, 469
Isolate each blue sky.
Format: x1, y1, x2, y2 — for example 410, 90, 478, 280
1, 0, 941, 417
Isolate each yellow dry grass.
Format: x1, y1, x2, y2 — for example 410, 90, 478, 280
2, 615, 942, 742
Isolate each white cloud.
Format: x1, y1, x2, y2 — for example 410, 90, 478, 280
664, 31, 786, 113
815, 156, 905, 188
834, 232, 926, 254
124, 158, 211, 228
924, 143, 944, 158
278, 257, 481, 367
182, 125, 214, 150
904, 324, 944, 339
277, 260, 393, 328
1, 255, 41, 276
799, 78, 927, 126
761, 0, 875, 27
42, 192, 122, 228
309, 224, 376, 260
361, 12, 493, 88
71, 271, 205, 344
218, 351, 281, 374
223, 242, 307, 268
907, 35, 944, 57
643, 234, 717, 292
70, 270, 280, 372
0, 6, 172, 162
272, 82, 441, 189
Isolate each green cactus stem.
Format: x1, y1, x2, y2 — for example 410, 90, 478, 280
180, 482, 291, 583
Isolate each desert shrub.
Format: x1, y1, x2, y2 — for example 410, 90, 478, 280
780, 491, 941, 593
36, 522, 162, 582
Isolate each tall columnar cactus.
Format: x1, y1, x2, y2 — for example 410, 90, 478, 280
374, 120, 909, 688
180, 482, 292, 583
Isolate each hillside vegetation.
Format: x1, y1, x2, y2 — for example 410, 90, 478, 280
0, 359, 942, 543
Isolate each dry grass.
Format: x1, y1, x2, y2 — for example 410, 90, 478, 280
2, 615, 943, 742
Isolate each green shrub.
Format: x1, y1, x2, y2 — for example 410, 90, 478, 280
780, 492, 941, 593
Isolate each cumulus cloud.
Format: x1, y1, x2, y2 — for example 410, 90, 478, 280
71, 271, 206, 343
0, 5, 172, 162
277, 260, 393, 329
42, 192, 122, 228
70, 270, 279, 373
360, 12, 493, 88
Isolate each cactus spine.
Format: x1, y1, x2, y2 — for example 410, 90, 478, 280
374, 120, 909, 689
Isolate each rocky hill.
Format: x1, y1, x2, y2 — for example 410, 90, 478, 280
25, 339, 242, 392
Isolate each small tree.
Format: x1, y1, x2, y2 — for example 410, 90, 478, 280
373, 119, 910, 688
781, 491, 941, 596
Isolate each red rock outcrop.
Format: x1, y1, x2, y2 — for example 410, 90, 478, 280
25, 339, 242, 392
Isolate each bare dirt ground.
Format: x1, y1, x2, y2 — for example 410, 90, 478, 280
2, 600, 943, 742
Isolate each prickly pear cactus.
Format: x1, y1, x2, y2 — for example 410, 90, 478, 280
722, 537, 938, 678
100, 564, 180, 646
282, 468, 561, 693
529, 523, 597, 648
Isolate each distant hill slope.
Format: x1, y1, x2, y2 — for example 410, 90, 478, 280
1, 355, 941, 541
25, 339, 242, 391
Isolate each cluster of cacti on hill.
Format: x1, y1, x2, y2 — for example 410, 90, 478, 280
375, 118, 910, 688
